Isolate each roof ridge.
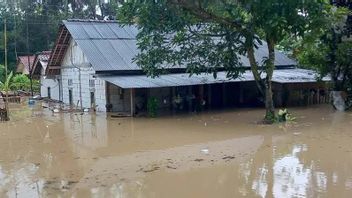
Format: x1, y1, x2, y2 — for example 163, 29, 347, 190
64, 19, 121, 23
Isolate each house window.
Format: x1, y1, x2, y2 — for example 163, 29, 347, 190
68, 79, 73, 86
119, 88, 124, 100
89, 79, 95, 88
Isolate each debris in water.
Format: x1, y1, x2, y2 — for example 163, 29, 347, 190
222, 156, 235, 160
194, 159, 204, 162
293, 132, 301, 136
166, 165, 177, 169
201, 148, 209, 155
53, 109, 60, 113
143, 166, 160, 173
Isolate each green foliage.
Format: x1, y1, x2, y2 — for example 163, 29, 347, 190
147, 97, 159, 117
0, 0, 122, 69
0, 72, 38, 93
263, 109, 296, 124
32, 79, 40, 93
118, 0, 329, 120
11, 74, 30, 91
0, 71, 13, 92
0, 65, 5, 83
118, 0, 326, 77
277, 109, 296, 122
280, 5, 352, 105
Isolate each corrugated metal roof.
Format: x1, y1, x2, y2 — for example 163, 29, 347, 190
272, 69, 330, 83
98, 69, 326, 89
17, 56, 35, 74
32, 51, 51, 76
63, 20, 297, 72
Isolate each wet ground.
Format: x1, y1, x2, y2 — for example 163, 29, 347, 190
0, 103, 352, 198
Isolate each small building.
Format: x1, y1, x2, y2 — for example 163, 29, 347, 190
31, 51, 61, 101
46, 20, 329, 115
16, 55, 35, 75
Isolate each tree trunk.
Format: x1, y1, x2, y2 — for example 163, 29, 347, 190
247, 37, 276, 123
264, 38, 276, 123
331, 91, 346, 111
264, 80, 275, 123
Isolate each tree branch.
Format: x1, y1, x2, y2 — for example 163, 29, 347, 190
167, 0, 245, 32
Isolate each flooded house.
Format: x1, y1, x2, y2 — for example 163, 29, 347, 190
16, 55, 35, 75
46, 20, 329, 115
31, 51, 61, 101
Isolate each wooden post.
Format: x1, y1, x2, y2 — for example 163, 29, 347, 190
207, 84, 212, 109
239, 83, 244, 104
172, 87, 176, 113
316, 88, 320, 104
188, 86, 192, 112
199, 85, 204, 111
130, 88, 135, 116
3, 18, 9, 121
222, 83, 227, 107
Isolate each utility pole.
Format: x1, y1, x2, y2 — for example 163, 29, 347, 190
65, 0, 68, 17
4, 18, 9, 121
26, 17, 34, 97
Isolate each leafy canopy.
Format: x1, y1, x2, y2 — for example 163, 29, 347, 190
118, 0, 328, 79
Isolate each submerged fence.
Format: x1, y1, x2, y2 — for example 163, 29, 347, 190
3, 96, 22, 104
0, 108, 8, 121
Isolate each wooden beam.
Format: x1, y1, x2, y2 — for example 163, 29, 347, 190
130, 88, 135, 116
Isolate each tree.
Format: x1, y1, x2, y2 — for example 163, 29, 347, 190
1, 0, 121, 71
280, 4, 352, 110
118, 0, 327, 123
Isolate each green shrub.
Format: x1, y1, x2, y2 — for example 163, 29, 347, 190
277, 109, 296, 122
147, 97, 159, 117
11, 74, 30, 91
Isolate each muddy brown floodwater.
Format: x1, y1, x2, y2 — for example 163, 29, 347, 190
0, 103, 352, 198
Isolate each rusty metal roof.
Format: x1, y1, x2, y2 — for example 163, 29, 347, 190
99, 69, 327, 89
16, 56, 35, 75
62, 20, 296, 73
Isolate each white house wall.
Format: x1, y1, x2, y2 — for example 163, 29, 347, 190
40, 76, 60, 101
106, 83, 132, 112
61, 40, 107, 112
62, 40, 89, 67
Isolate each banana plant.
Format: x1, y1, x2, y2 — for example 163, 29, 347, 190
0, 72, 12, 121
0, 72, 13, 92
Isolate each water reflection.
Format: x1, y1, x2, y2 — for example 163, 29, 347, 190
63, 113, 108, 150
1, 104, 352, 197
272, 145, 310, 198
0, 163, 45, 198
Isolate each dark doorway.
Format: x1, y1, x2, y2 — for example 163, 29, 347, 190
90, 92, 95, 108
47, 87, 51, 99
210, 84, 224, 108
69, 89, 73, 106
